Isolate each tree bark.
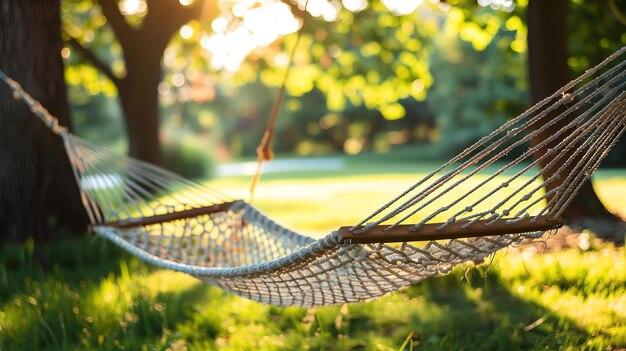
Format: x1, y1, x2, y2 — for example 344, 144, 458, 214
527, 0, 618, 221
93, 0, 203, 166
119, 51, 164, 165
0, 0, 88, 243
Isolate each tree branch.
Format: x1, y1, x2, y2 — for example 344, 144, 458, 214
66, 37, 122, 87
280, 0, 308, 20
609, 0, 626, 25
141, 0, 203, 51
97, 0, 134, 49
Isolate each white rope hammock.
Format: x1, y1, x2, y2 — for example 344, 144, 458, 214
1, 46, 625, 307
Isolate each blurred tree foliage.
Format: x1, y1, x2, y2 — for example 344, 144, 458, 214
59, 0, 626, 168
426, 7, 528, 158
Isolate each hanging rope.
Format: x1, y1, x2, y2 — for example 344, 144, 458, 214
249, 1, 309, 203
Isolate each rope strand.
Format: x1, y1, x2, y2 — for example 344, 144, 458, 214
249, 0, 309, 203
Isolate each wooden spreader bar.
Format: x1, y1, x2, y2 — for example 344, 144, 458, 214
338, 216, 563, 244
89, 200, 242, 234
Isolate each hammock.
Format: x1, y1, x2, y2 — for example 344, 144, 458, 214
1, 47, 625, 307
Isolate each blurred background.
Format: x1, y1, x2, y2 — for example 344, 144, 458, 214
60, 0, 626, 177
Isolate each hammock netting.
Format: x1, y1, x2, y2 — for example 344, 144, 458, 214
1, 47, 625, 307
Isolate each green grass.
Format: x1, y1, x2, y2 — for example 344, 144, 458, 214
1, 161, 625, 350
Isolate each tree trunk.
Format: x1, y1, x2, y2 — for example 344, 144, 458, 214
96, 0, 203, 167
0, 0, 88, 243
527, 0, 618, 222
119, 53, 163, 165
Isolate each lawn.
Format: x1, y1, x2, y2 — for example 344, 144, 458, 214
1, 158, 625, 350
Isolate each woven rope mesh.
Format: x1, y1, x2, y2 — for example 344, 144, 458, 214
95, 203, 522, 306
0, 47, 625, 306
107, 203, 314, 268
351, 51, 626, 233
64, 135, 233, 224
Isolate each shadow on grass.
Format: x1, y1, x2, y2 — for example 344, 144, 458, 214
0, 235, 123, 302
0, 236, 618, 350
0, 235, 229, 350
394, 269, 594, 350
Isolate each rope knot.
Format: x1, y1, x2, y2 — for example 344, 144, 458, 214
256, 131, 275, 162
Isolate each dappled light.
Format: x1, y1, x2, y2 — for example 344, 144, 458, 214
382, 0, 422, 16
118, 0, 148, 17
477, 0, 515, 12
200, 1, 301, 71
297, 0, 340, 20
342, 0, 368, 12
196, 0, 437, 73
